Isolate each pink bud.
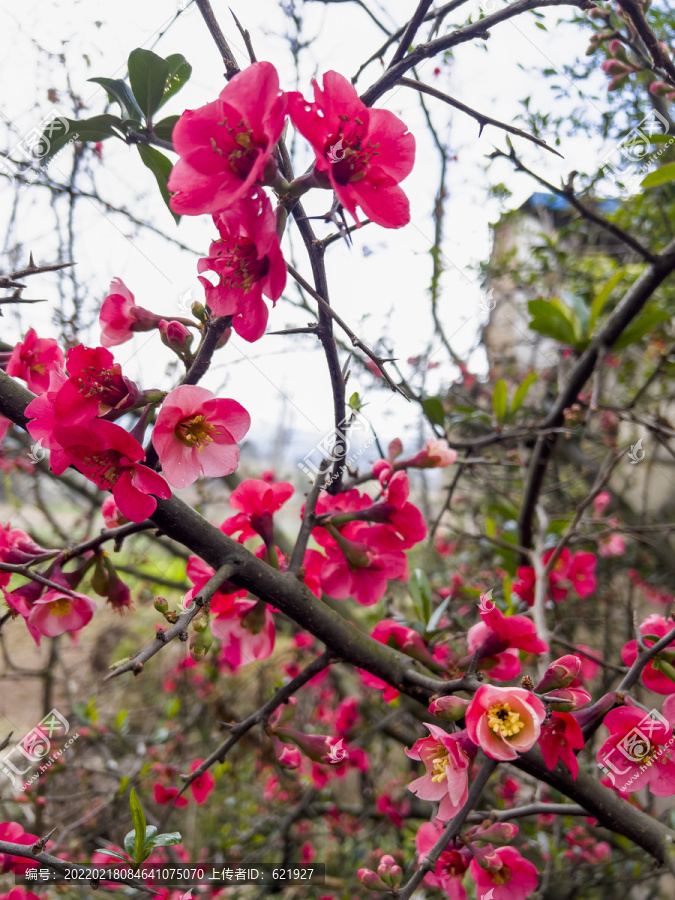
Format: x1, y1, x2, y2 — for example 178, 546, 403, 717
608, 39, 629, 61
650, 81, 673, 97
377, 855, 402, 887
601, 59, 633, 76
357, 869, 388, 891
546, 686, 592, 711
274, 728, 346, 764
274, 739, 302, 769
429, 695, 470, 722
372, 459, 394, 484
387, 438, 403, 461
593, 491, 611, 516
159, 319, 194, 356
534, 655, 582, 693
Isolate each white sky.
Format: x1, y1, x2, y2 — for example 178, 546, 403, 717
0, 0, 616, 484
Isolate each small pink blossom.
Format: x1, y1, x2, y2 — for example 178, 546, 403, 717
465, 685, 546, 761
99, 278, 163, 347
405, 724, 476, 821
6, 328, 64, 394
468, 846, 538, 900
152, 384, 250, 489
27, 588, 96, 645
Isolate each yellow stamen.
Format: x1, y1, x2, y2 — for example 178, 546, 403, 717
50, 597, 72, 617
176, 415, 216, 452
430, 749, 449, 783
487, 702, 525, 738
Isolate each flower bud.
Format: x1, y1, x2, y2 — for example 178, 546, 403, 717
159, 319, 194, 356
191, 301, 209, 323
154, 597, 169, 614
377, 855, 402, 887
429, 695, 470, 722
357, 869, 388, 891
273, 738, 302, 770
546, 686, 591, 711
534, 655, 582, 693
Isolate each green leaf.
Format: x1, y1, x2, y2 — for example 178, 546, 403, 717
136, 144, 179, 224
492, 379, 508, 423
588, 269, 627, 335
128, 48, 170, 122
129, 788, 147, 865
144, 831, 183, 851
527, 298, 579, 347
153, 115, 180, 144
409, 569, 433, 624
88, 77, 144, 122
39, 114, 123, 164
99, 848, 132, 863
158, 54, 192, 109
641, 162, 675, 188
422, 397, 445, 426
612, 309, 669, 350
511, 373, 537, 413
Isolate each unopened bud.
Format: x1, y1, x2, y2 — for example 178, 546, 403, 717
535, 655, 582, 693
429, 695, 470, 722
377, 855, 402, 887
191, 301, 208, 323
154, 597, 169, 614
159, 319, 193, 356
357, 869, 388, 891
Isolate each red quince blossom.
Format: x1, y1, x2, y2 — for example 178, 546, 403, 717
538, 712, 585, 779
358, 471, 426, 548
168, 61, 287, 216
371, 619, 438, 667
621, 614, 675, 694
597, 703, 675, 795
99, 278, 164, 347
513, 548, 596, 605
6, 328, 64, 394
153, 784, 189, 808
397, 438, 458, 469
212, 596, 275, 670
319, 522, 407, 606
465, 685, 546, 761
0, 822, 41, 874
468, 846, 538, 900
0, 526, 51, 591
221, 477, 294, 546
189, 759, 216, 804
197, 188, 286, 342
184, 556, 247, 612
287, 71, 415, 228
405, 724, 476, 822
26, 588, 97, 645
476, 596, 550, 654
101, 496, 127, 529
415, 820, 470, 899
55, 420, 171, 523
152, 385, 250, 489
55, 345, 145, 425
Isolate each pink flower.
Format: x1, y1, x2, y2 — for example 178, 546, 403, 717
189, 759, 215, 804
468, 846, 538, 900
221, 477, 294, 546
621, 614, 675, 694
154, 784, 189, 807
405, 724, 476, 821
596, 704, 675, 795
99, 278, 163, 347
152, 384, 250, 489
467, 620, 521, 681
538, 712, 585, 779
168, 62, 287, 216
0, 822, 41, 875
416, 820, 470, 898
287, 71, 415, 228
477, 597, 549, 654
6, 328, 64, 394
101, 496, 127, 529
398, 438, 458, 469
55, 420, 171, 522
27, 588, 96, 645
56, 345, 144, 425
598, 532, 626, 557
534, 655, 582, 693
319, 522, 407, 606
465, 685, 546, 761
593, 491, 611, 516
197, 188, 286, 342
568, 551, 596, 598
184, 556, 246, 611
212, 597, 275, 670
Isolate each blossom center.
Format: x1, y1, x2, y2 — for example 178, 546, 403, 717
176, 414, 215, 451
328, 118, 379, 186
75, 365, 129, 409
214, 238, 270, 294
84, 450, 123, 489
50, 596, 72, 617
213, 120, 260, 179
430, 746, 449, 783
487, 702, 525, 738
